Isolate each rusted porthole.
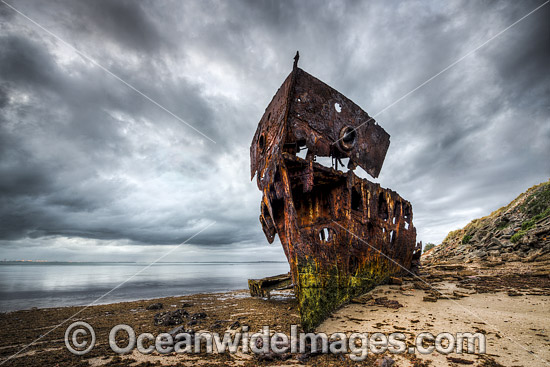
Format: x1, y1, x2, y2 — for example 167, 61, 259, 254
339, 126, 356, 151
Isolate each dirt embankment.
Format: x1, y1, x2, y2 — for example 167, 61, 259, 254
424, 180, 550, 274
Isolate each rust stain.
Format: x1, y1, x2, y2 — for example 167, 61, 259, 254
250, 52, 421, 331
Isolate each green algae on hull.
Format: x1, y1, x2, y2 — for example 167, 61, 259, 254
296, 256, 402, 331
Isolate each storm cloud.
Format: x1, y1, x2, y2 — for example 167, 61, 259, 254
0, 0, 548, 261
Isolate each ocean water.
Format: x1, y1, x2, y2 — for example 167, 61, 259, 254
0, 261, 289, 312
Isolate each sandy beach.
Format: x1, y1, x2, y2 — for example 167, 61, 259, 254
1, 261, 548, 367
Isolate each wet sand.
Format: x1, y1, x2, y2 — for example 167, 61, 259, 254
1, 264, 549, 366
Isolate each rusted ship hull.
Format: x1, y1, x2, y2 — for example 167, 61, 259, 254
260, 153, 418, 330
250, 54, 420, 331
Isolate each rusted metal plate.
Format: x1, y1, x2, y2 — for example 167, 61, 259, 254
250, 54, 419, 331
251, 63, 390, 182
288, 68, 390, 178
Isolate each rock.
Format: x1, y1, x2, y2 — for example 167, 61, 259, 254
191, 312, 207, 320
257, 351, 291, 361
526, 250, 542, 262
413, 281, 430, 290
229, 320, 241, 330
154, 309, 188, 326
457, 269, 476, 276
507, 253, 521, 261
507, 290, 523, 297
351, 294, 374, 304
375, 356, 395, 367
389, 277, 403, 285
146, 302, 163, 310
477, 229, 488, 239
374, 297, 403, 309
168, 325, 193, 338
435, 264, 464, 271
447, 356, 474, 364
423, 295, 438, 302
453, 291, 469, 298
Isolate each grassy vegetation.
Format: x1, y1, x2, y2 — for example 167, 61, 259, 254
442, 229, 462, 246
511, 230, 526, 243
509, 182, 550, 244
462, 234, 472, 244
514, 183, 550, 238
520, 182, 550, 217
423, 243, 435, 253
521, 207, 550, 230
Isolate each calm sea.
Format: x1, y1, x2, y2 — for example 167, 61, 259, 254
0, 261, 289, 312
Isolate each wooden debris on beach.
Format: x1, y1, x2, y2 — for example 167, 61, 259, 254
248, 273, 292, 299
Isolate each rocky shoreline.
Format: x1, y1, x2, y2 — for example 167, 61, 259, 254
423, 181, 550, 274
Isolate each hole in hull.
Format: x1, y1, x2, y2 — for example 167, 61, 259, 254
319, 227, 335, 242
378, 193, 389, 221
297, 147, 309, 159
351, 187, 362, 211
259, 134, 266, 153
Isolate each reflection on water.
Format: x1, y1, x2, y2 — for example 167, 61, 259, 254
0, 262, 289, 312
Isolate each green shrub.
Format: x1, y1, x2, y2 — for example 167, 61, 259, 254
462, 234, 472, 244
520, 207, 550, 231
511, 230, 526, 243
521, 220, 535, 231
423, 243, 435, 253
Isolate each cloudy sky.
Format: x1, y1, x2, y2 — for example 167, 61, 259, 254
0, 0, 548, 262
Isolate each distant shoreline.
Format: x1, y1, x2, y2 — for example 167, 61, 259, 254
0, 260, 288, 264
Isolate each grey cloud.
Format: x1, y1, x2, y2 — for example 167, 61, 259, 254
69, 0, 164, 52
0, 35, 60, 90
0, 0, 548, 260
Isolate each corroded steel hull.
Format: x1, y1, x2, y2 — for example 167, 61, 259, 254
250, 54, 420, 331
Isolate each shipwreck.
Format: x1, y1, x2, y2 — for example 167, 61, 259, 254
249, 53, 421, 331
